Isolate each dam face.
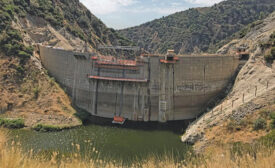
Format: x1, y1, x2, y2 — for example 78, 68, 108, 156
39, 46, 239, 122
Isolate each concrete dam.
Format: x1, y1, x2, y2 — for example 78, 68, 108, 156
38, 46, 239, 123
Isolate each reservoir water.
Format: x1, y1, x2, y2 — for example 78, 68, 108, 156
8, 121, 191, 164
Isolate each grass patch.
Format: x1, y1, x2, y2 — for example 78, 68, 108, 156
228, 129, 275, 160
0, 118, 24, 129
259, 129, 275, 147
32, 124, 72, 132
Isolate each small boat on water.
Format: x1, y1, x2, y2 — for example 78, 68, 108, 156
112, 116, 126, 125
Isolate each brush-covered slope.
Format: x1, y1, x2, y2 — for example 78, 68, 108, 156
1, 0, 132, 52
119, 0, 275, 54
0, 0, 131, 128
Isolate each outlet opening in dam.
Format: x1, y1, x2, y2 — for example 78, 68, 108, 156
38, 45, 241, 124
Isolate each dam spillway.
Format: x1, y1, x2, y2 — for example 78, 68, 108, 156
38, 46, 239, 122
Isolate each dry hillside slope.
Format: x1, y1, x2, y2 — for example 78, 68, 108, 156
0, 53, 81, 127
182, 12, 275, 150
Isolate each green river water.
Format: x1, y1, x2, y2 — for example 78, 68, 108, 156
8, 122, 191, 164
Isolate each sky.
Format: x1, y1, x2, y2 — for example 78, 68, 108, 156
79, 0, 224, 29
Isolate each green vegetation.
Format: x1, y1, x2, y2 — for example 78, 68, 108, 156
0, 0, 133, 58
271, 120, 275, 129
253, 117, 267, 130
265, 47, 275, 63
229, 121, 275, 160
32, 123, 72, 132
33, 87, 40, 99
259, 130, 275, 148
0, 118, 24, 129
0, 0, 33, 68
237, 20, 264, 38
32, 0, 134, 48
227, 109, 275, 132
226, 118, 249, 131
270, 112, 275, 129
120, 0, 275, 54
263, 32, 275, 63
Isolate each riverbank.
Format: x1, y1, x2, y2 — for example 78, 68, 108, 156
1, 128, 274, 168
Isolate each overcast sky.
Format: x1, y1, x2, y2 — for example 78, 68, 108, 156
79, 0, 224, 29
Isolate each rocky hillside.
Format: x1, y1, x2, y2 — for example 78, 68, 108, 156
119, 0, 275, 54
181, 12, 275, 151
1, 0, 132, 52
0, 0, 132, 128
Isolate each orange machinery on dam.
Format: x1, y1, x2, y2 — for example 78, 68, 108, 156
39, 46, 240, 123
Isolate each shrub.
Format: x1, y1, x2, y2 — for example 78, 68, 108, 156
0, 118, 24, 129
65, 25, 86, 40
16, 65, 25, 75
260, 109, 271, 118
226, 119, 246, 131
270, 112, 275, 120
33, 124, 67, 132
24, 46, 34, 55
264, 48, 275, 63
239, 28, 249, 38
18, 51, 30, 59
6, 28, 22, 39
253, 118, 267, 130
227, 120, 236, 131
264, 53, 273, 62
49, 77, 56, 86
264, 36, 275, 62
271, 119, 275, 129
78, 16, 90, 28
271, 47, 275, 56
33, 87, 40, 99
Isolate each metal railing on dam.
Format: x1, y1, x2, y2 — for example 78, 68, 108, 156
38, 45, 240, 123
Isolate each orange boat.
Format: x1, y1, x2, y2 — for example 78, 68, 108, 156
112, 116, 126, 125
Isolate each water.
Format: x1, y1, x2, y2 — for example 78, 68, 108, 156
8, 122, 191, 164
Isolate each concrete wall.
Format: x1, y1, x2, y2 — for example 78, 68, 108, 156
39, 46, 239, 122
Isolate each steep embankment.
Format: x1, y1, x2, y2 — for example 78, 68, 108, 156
182, 12, 275, 151
119, 0, 275, 54
0, 0, 130, 128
